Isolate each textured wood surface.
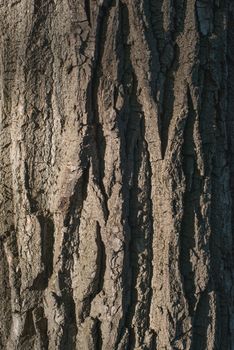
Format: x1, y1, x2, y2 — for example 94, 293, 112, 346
0, 1, 233, 349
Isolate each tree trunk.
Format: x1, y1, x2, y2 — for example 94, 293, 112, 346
0, 0, 233, 349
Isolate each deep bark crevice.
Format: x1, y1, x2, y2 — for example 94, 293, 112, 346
30, 214, 55, 291
84, 0, 92, 27
19, 310, 36, 349
180, 87, 200, 316
95, 222, 106, 295
33, 306, 49, 350
88, 0, 116, 221
95, 318, 103, 350
59, 165, 90, 348
191, 291, 210, 350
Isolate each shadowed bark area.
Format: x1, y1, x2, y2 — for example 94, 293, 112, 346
0, 0, 233, 349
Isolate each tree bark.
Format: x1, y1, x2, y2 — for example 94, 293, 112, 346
0, 0, 233, 349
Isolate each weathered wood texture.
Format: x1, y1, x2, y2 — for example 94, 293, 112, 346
0, 0, 233, 349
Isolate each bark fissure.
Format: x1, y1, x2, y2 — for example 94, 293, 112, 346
180, 88, 200, 316
59, 165, 90, 348
89, 0, 115, 221
30, 215, 55, 291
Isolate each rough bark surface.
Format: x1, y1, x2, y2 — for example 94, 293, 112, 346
0, 0, 233, 349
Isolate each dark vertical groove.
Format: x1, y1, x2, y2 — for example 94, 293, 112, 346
213, 3, 234, 349
198, 4, 230, 346
59, 166, 90, 349
210, 92, 229, 348
160, 43, 180, 157
95, 318, 103, 350
59, 284, 77, 350
149, 0, 186, 158
140, 115, 156, 338
63, 165, 89, 228
179, 87, 200, 316
30, 214, 55, 291
84, 0, 91, 27
125, 129, 141, 350
132, 0, 159, 95
84, 222, 107, 318
19, 310, 36, 349
191, 291, 209, 350
227, 4, 234, 349
127, 327, 136, 350
114, 3, 134, 346
149, 0, 164, 43
57, 281, 76, 350
33, 306, 49, 350
115, 3, 155, 347
89, 0, 115, 220
173, 0, 187, 35
96, 222, 106, 294
139, 117, 155, 333
39, 215, 54, 281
